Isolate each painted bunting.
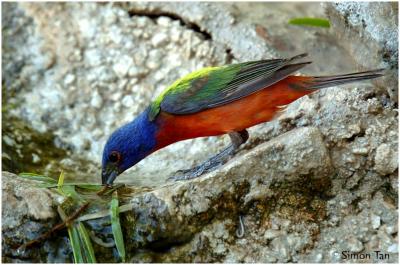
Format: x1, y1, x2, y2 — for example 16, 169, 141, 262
101, 53, 383, 184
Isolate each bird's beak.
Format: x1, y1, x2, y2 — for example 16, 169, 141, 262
102, 165, 119, 185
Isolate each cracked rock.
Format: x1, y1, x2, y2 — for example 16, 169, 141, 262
374, 143, 398, 175
2, 1, 398, 263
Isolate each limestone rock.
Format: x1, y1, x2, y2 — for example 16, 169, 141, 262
324, 2, 399, 102
2, 1, 398, 263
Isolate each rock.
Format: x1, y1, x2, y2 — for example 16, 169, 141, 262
313, 253, 323, 263
370, 214, 381, 229
374, 143, 398, 175
387, 243, 398, 253
90, 89, 103, 109
32, 153, 41, 163
85, 49, 103, 67
121, 95, 134, 107
1, 172, 69, 262
120, 129, 331, 262
324, 2, 399, 102
270, 237, 290, 261
63, 73, 75, 85
346, 237, 364, 252
2, 1, 398, 263
170, 26, 181, 42
151, 32, 168, 47
128, 65, 140, 77
157, 16, 171, 27
3, 135, 16, 146
2, 126, 334, 262
2, 2, 229, 173
385, 225, 397, 235
113, 55, 134, 77
264, 229, 282, 240
2, 172, 58, 228
121, 2, 278, 61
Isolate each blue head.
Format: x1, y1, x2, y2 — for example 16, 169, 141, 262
101, 109, 157, 184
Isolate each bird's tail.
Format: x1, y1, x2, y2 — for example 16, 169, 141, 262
303, 69, 385, 90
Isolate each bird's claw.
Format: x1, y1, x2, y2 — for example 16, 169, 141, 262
173, 166, 200, 175
168, 145, 237, 182
168, 158, 226, 181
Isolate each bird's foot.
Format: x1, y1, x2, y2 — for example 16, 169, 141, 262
168, 166, 206, 181
168, 145, 235, 181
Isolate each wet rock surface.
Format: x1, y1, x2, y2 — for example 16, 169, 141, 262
2, 1, 398, 263
1, 172, 69, 263
1, 111, 98, 182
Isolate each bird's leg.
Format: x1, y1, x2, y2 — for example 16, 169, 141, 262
169, 129, 249, 181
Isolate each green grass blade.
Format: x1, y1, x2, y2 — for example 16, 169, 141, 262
289, 17, 330, 28
75, 184, 103, 191
35, 183, 103, 191
68, 225, 84, 263
56, 171, 85, 202
77, 222, 97, 263
62, 185, 85, 203
110, 191, 126, 262
18, 172, 57, 184
57, 170, 65, 195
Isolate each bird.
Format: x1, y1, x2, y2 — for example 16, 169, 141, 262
101, 53, 383, 185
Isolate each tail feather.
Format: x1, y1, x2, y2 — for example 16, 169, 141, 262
306, 69, 385, 90
268, 62, 312, 84
288, 53, 308, 62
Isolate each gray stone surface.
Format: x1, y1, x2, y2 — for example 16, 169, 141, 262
124, 85, 398, 263
124, 126, 334, 262
2, 112, 398, 262
2, 2, 236, 186
3, 1, 362, 186
324, 2, 399, 102
2, 172, 58, 230
119, 1, 278, 61
1, 172, 68, 263
2, 1, 398, 263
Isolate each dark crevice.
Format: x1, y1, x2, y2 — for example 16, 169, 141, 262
345, 127, 366, 142
127, 9, 212, 40
361, 91, 376, 101
350, 195, 363, 213
380, 178, 398, 205
225, 48, 235, 64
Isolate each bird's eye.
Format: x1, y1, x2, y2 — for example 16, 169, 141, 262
109, 151, 121, 163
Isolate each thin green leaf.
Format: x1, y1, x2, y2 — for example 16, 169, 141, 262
18, 172, 57, 184
56, 172, 85, 202
78, 203, 134, 222
68, 225, 84, 263
57, 171, 65, 195
289, 17, 330, 28
77, 222, 97, 263
58, 206, 86, 263
76, 184, 103, 191
36, 182, 102, 191
110, 191, 126, 262
61, 185, 85, 203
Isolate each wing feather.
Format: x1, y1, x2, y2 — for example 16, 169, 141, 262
148, 53, 309, 120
